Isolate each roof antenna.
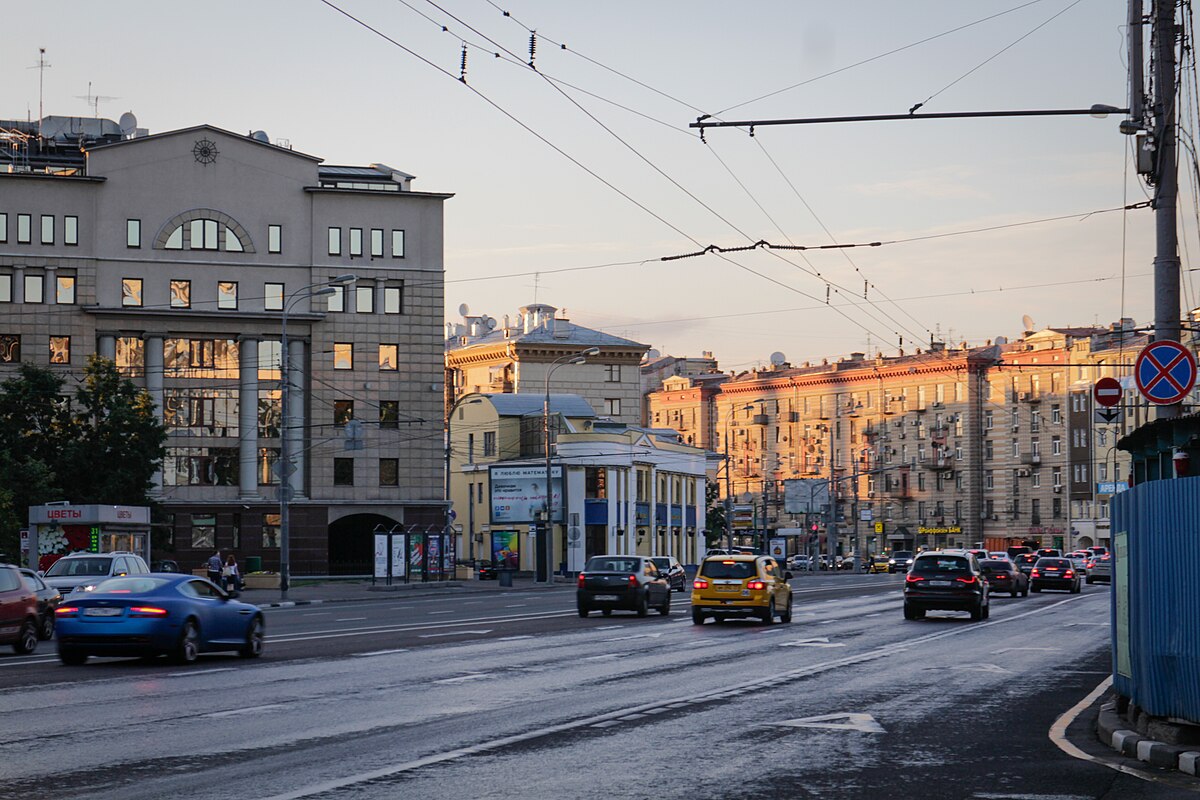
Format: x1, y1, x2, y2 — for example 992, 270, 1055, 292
27, 48, 51, 138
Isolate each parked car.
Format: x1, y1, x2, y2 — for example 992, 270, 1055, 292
1014, 553, 1039, 577
475, 560, 498, 580
1086, 553, 1113, 584
980, 559, 1028, 597
54, 574, 264, 665
0, 564, 40, 654
788, 554, 813, 572
1030, 557, 1081, 593
151, 559, 183, 573
691, 553, 792, 625
41, 551, 151, 596
650, 556, 687, 592
887, 551, 915, 574
18, 568, 61, 640
868, 554, 891, 574
903, 551, 990, 621
576, 555, 670, 617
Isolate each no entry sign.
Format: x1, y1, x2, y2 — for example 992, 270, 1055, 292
1135, 340, 1197, 405
1093, 377, 1122, 408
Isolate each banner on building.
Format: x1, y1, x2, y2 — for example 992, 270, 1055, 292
489, 465, 564, 523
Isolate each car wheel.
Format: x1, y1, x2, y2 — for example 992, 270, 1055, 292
780, 594, 793, 623
636, 593, 649, 617
578, 605, 589, 617
658, 593, 671, 616
239, 616, 264, 658
1072, 583, 1081, 594
1011, 590, 1019, 598
1022, 586, 1029, 597
13, 619, 38, 655
760, 599, 776, 625
969, 603, 983, 622
903, 602, 919, 620
692, 609, 705, 625
39, 613, 54, 641
172, 619, 200, 664
58, 647, 87, 666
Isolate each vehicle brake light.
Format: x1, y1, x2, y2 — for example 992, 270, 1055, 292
577, 573, 586, 588
1031, 569, 1040, 577
955, 575, 977, 585
628, 575, 637, 587
55, 606, 79, 617
905, 574, 926, 583
747, 580, 766, 590
1064, 570, 1074, 578
721, 560, 736, 564
693, 579, 709, 590
129, 606, 168, 617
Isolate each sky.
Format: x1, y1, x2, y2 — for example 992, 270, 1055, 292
2, 1, 1190, 372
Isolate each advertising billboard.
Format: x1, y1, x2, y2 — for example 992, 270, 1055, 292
490, 465, 564, 523
491, 530, 520, 569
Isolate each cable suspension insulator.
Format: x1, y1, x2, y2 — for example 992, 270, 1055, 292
460, 43, 468, 83
529, 30, 537, 69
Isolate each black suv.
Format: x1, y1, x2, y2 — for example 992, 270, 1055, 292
903, 551, 990, 621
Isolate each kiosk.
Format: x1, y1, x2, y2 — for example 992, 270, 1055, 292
25, 503, 152, 572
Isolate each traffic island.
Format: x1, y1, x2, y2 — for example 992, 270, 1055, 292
1097, 698, 1200, 776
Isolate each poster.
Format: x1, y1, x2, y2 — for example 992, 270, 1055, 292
374, 534, 388, 579
391, 535, 406, 579
491, 530, 520, 569
428, 536, 442, 577
442, 534, 454, 573
409, 534, 425, 577
489, 465, 563, 523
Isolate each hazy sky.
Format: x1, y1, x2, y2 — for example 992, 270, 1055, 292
3, 1, 1184, 371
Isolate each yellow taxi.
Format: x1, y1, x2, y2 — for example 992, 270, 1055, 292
868, 554, 891, 574
691, 553, 792, 625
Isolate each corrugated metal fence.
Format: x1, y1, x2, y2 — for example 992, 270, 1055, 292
1111, 476, 1200, 723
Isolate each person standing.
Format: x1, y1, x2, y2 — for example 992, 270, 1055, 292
222, 554, 241, 592
207, 550, 223, 584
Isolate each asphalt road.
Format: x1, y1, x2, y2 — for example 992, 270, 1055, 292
2, 574, 1194, 799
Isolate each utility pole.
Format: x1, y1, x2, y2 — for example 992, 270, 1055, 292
826, 422, 837, 561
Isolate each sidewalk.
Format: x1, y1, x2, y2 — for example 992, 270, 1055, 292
239, 574, 572, 608
1096, 693, 1200, 777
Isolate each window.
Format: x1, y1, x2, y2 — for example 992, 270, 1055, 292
380, 458, 399, 486
328, 227, 341, 256
333, 343, 353, 370
349, 228, 363, 257
264, 282, 284, 311
379, 344, 398, 370
257, 391, 280, 437
126, 219, 141, 248
122, 278, 143, 307
1052, 436, 1062, 456
263, 513, 281, 548
1051, 405, 1062, 424
164, 338, 240, 379
384, 284, 403, 314
116, 337, 144, 376
56, 276, 75, 304
170, 280, 191, 309
189, 219, 220, 250
1032, 471, 1042, 488
328, 284, 344, 312
268, 224, 281, 254
391, 229, 405, 257
380, 400, 399, 429
163, 389, 239, 436
0, 275, 9, 302
370, 229, 384, 257
356, 284, 374, 313
605, 364, 621, 382
483, 431, 497, 457
191, 515, 216, 549
24, 274, 44, 304
49, 336, 70, 364
334, 458, 354, 486
334, 400, 354, 427
258, 448, 280, 485
218, 281, 238, 310
18, 214, 31, 243
605, 398, 621, 416
0, 213, 6, 242
41, 215, 54, 244
984, 410, 993, 429
985, 470, 994, 490
984, 440, 993, 460
164, 449, 239, 486
224, 227, 244, 252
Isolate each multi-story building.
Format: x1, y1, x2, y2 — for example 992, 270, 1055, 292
444, 303, 649, 425
0, 115, 449, 574
639, 351, 720, 425
645, 372, 728, 451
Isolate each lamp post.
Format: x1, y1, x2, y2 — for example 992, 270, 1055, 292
539, 347, 600, 583
446, 396, 483, 570
279, 274, 356, 601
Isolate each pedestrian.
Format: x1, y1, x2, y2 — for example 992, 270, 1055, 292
222, 553, 241, 592
207, 549, 223, 584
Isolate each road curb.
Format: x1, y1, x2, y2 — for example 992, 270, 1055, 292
1097, 701, 1200, 776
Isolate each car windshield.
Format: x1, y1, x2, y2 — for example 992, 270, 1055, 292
92, 577, 171, 594
45, 557, 111, 577
699, 560, 757, 579
1016, 554, 1038, 564
584, 557, 639, 573
912, 556, 970, 575
981, 560, 1014, 572
892, 551, 913, 559
1037, 558, 1070, 568
650, 558, 671, 569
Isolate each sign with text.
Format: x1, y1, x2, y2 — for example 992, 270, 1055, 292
489, 465, 563, 524
374, 534, 388, 579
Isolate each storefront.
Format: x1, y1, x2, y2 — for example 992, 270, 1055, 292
25, 504, 152, 572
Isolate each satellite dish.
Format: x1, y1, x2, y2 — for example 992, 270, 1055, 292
769, 351, 787, 366
251, 130, 270, 143
458, 303, 470, 318
645, 349, 661, 360
118, 111, 138, 136
1021, 314, 1035, 332
484, 316, 498, 330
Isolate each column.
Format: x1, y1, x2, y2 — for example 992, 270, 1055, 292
143, 335, 165, 494
238, 336, 260, 499
606, 467, 618, 554
44, 266, 56, 305
96, 334, 116, 361
286, 338, 306, 500
648, 466, 658, 556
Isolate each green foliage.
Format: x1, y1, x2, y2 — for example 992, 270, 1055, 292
704, 481, 726, 547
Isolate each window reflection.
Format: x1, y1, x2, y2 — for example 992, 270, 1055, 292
49, 336, 70, 364
258, 390, 281, 438
164, 338, 240, 378
258, 448, 280, 486
24, 274, 44, 304
218, 281, 238, 310
0, 335, 20, 363
163, 388, 239, 437
225, 228, 244, 252
257, 340, 281, 380
264, 282, 283, 311
163, 447, 239, 486
384, 285, 402, 314
56, 276, 76, 304
379, 344, 397, 370
116, 337, 144, 376
333, 343, 353, 370
170, 280, 191, 308
122, 278, 143, 307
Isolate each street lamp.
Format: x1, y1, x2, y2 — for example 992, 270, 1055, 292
540, 347, 600, 583
446, 396, 483, 569
279, 274, 356, 601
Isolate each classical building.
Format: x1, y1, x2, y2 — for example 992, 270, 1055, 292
645, 372, 727, 451
444, 303, 649, 425
639, 351, 720, 425
0, 115, 449, 574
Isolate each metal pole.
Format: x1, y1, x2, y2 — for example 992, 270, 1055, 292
541, 387, 552, 584
826, 423, 837, 563
279, 301, 291, 601
724, 409, 733, 550
1152, 0, 1182, 419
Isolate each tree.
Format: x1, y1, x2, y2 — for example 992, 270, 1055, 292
704, 482, 726, 548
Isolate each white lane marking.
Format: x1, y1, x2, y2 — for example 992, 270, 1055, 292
993, 647, 1061, 655
1065, 622, 1109, 627
303, 612, 331, 616
435, 673, 490, 684
603, 632, 665, 642
463, 601, 482, 605
935, 663, 1012, 674
0, 657, 58, 668
267, 609, 577, 643
780, 637, 844, 649
973, 795, 1093, 799
497, 635, 533, 641
428, 610, 454, 615
865, 613, 882, 618
504, 604, 526, 608
582, 654, 622, 661
353, 649, 410, 658
417, 629, 492, 638
205, 703, 286, 718
771, 712, 885, 733
818, 620, 836, 625
595, 625, 624, 630
388, 606, 412, 611
335, 617, 367, 622
167, 667, 237, 677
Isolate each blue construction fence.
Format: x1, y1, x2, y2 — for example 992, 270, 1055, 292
1110, 476, 1200, 723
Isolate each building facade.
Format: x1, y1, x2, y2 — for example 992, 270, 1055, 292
0, 117, 449, 574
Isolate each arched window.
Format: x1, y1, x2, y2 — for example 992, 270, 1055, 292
155, 209, 255, 253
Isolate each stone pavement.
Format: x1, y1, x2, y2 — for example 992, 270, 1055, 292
1097, 694, 1200, 777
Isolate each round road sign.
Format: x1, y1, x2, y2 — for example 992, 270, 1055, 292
1093, 377, 1122, 408
1135, 340, 1197, 405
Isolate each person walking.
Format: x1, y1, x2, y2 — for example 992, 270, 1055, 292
222, 554, 241, 592
206, 550, 223, 584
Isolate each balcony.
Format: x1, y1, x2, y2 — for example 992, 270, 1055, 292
1020, 453, 1042, 466
919, 456, 954, 471
883, 483, 912, 500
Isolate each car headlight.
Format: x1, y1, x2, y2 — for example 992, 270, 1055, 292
80, 584, 97, 593
888, 559, 896, 565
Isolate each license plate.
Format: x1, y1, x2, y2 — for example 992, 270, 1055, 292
593, 595, 618, 601
928, 580, 952, 587
717, 585, 740, 592
84, 607, 122, 617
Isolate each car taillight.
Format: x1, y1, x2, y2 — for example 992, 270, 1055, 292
955, 575, 977, 585
55, 606, 79, 617
129, 606, 168, 617
1064, 570, 1074, 578
747, 580, 766, 590
905, 574, 926, 583
628, 575, 637, 587
577, 573, 586, 588
693, 579, 709, 590
1031, 569, 1040, 577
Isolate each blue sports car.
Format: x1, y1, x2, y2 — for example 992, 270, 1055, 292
54, 574, 264, 665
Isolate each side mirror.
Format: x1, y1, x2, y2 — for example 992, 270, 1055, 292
37, 570, 45, 577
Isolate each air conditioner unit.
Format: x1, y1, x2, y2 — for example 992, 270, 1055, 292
1053, 485, 1062, 493
991, 514, 1000, 521
897, 433, 906, 439
931, 401, 943, 408
867, 491, 876, 498
1011, 425, 1019, 432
